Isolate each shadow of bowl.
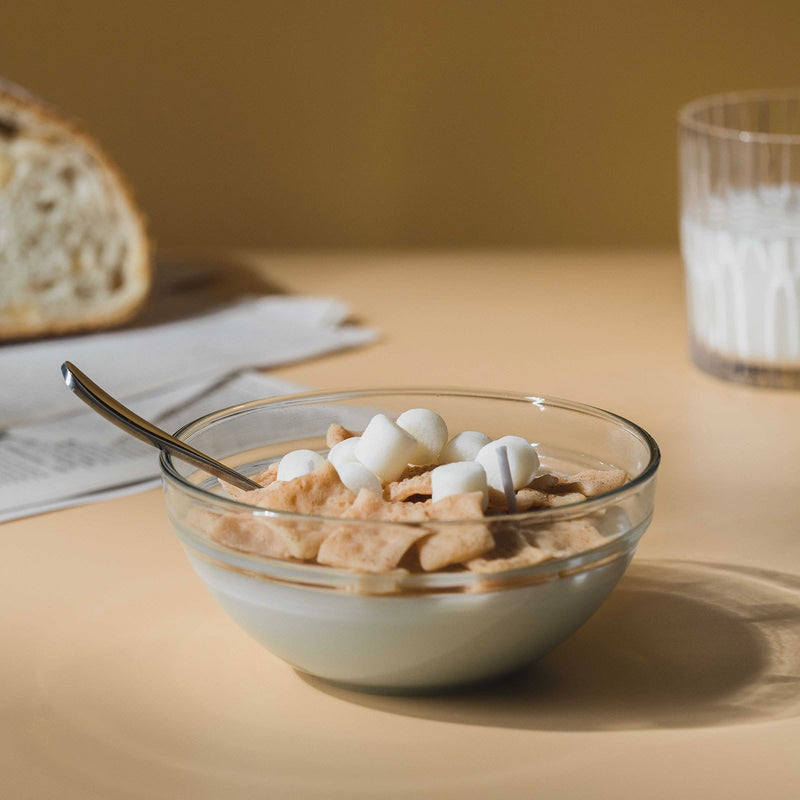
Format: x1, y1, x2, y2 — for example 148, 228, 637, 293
301, 560, 800, 731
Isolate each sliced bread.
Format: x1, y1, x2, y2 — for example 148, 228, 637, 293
0, 81, 151, 339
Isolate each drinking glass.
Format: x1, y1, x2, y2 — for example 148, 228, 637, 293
679, 89, 800, 387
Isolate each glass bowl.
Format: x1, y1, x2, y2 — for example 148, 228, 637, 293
161, 388, 659, 694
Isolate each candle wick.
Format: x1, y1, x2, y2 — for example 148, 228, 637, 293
496, 445, 518, 513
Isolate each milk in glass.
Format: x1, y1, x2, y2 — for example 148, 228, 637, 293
681, 188, 800, 366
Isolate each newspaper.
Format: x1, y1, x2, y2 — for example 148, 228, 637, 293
0, 295, 373, 428
0, 371, 305, 522
0, 292, 377, 522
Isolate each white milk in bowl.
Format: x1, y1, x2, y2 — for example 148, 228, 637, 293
681, 188, 800, 369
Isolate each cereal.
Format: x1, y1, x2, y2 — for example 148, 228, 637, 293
425, 492, 486, 521
384, 467, 433, 502
417, 524, 494, 571
326, 423, 355, 448
487, 485, 584, 511
527, 473, 562, 492
467, 529, 546, 573
560, 469, 627, 497
241, 461, 356, 517
317, 490, 486, 571
343, 487, 484, 522
397, 465, 435, 482
343, 488, 432, 522
515, 488, 587, 510
317, 521, 427, 572
221, 462, 278, 500
467, 545, 547, 574
211, 414, 629, 575
211, 513, 295, 560
533, 520, 607, 558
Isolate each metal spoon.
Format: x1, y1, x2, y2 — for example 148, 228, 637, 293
61, 361, 261, 491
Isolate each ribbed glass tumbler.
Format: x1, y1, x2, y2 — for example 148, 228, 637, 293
679, 89, 800, 388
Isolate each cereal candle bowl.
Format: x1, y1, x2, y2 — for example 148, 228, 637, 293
161, 389, 660, 694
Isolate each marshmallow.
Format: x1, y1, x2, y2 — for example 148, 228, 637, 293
396, 408, 448, 465
439, 430, 491, 463
476, 436, 540, 492
354, 413, 417, 483
335, 462, 383, 496
431, 461, 488, 510
327, 436, 361, 470
277, 449, 327, 482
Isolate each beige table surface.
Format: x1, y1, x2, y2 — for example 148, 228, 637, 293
4, 250, 800, 798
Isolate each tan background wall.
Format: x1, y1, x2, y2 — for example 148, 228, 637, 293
3, 1, 800, 250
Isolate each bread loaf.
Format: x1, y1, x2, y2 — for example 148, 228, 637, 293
0, 81, 150, 339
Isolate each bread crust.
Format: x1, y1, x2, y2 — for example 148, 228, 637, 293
0, 80, 152, 339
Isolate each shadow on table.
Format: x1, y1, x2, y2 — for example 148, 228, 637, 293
122, 253, 287, 330
301, 559, 800, 731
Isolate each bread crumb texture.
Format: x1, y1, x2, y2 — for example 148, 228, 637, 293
0, 82, 150, 338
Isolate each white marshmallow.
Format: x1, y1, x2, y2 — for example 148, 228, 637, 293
439, 430, 491, 463
475, 436, 540, 492
431, 461, 488, 510
327, 436, 361, 470
335, 462, 383, 496
277, 449, 327, 482
396, 408, 448, 465
354, 413, 417, 483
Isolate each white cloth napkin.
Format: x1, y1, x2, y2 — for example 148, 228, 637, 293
0, 294, 378, 522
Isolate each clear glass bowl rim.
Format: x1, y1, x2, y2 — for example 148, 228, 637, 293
160, 387, 660, 590
678, 88, 800, 145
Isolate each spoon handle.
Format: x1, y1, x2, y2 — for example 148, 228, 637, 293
61, 362, 261, 491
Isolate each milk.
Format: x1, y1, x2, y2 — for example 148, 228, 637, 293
681, 190, 800, 365
182, 544, 634, 693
